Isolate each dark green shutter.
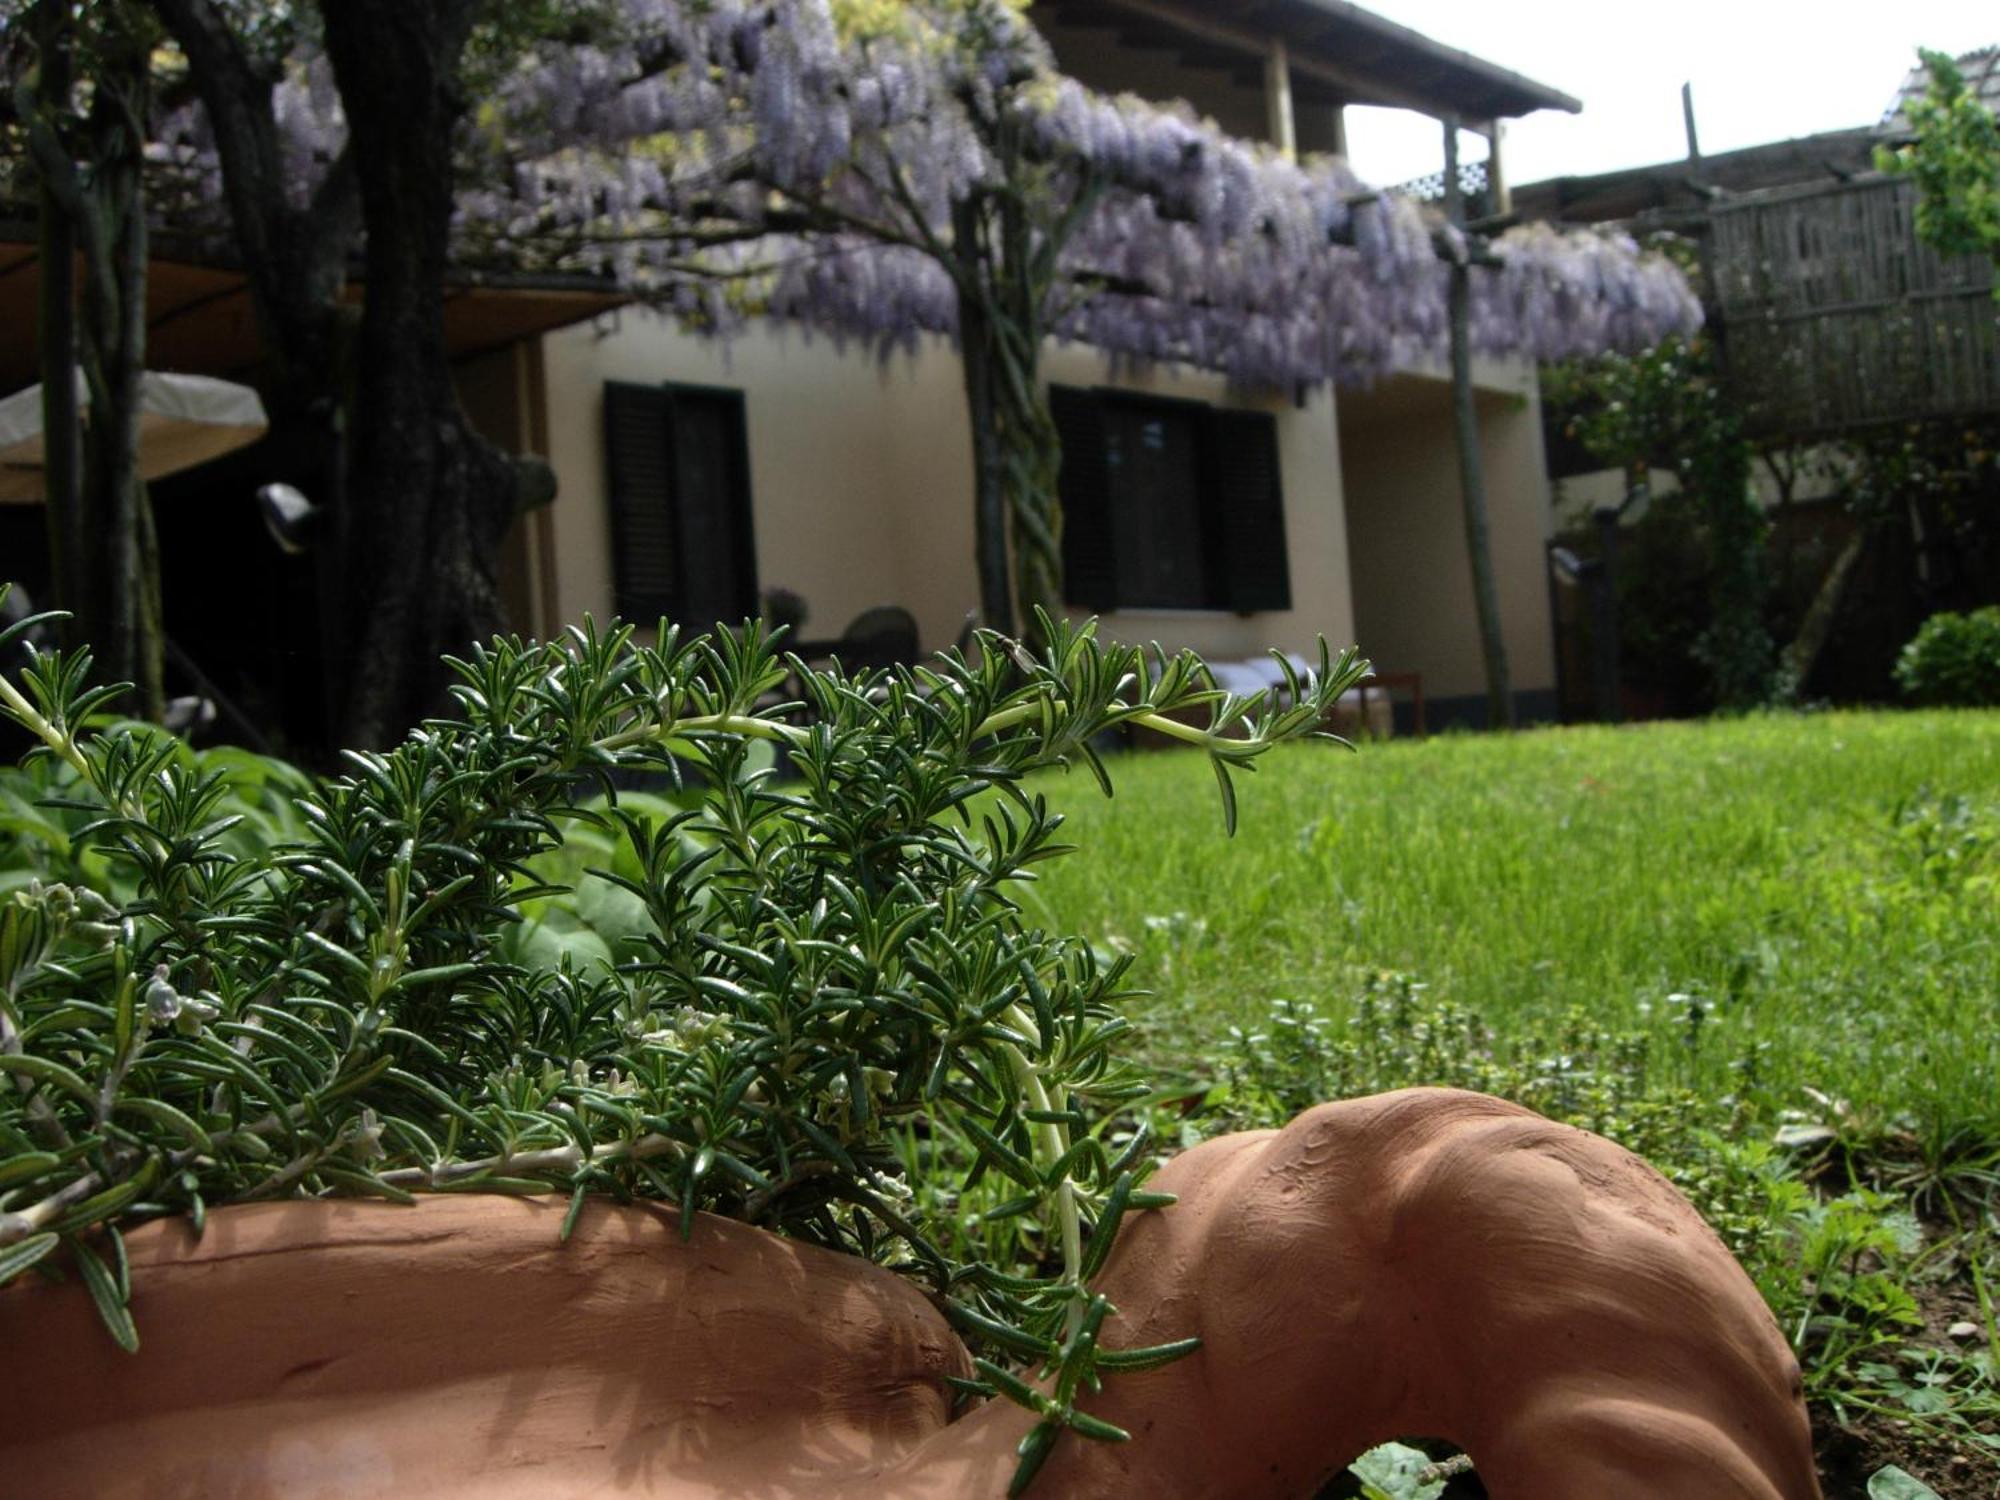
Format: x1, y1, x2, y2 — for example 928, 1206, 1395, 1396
666, 388, 758, 629
602, 382, 758, 630
1052, 385, 1117, 608
1204, 408, 1291, 613
603, 382, 681, 621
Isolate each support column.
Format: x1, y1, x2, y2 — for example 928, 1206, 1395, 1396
1485, 119, 1511, 216
1265, 39, 1297, 160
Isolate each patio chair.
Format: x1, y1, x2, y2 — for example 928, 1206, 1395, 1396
792, 605, 920, 674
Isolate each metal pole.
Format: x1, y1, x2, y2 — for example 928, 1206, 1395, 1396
1444, 116, 1516, 729
1593, 505, 1624, 723
1546, 542, 1571, 722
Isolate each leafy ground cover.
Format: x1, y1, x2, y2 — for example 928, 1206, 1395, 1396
1027, 710, 2000, 1500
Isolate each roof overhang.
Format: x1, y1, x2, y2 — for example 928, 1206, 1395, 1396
1032, 0, 1582, 122
0, 232, 626, 396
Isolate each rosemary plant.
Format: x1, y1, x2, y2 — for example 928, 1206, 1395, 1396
0, 589, 1366, 1494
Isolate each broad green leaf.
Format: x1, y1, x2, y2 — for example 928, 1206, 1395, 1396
505, 908, 616, 975
1868, 1466, 1944, 1500
571, 871, 656, 953
1348, 1442, 1447, 1500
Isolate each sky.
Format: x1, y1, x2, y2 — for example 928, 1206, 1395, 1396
1339, 1, 2000, 192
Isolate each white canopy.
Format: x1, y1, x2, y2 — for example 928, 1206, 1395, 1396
0, 371, 269, 504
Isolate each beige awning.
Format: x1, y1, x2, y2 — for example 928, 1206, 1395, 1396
0, 370, 270, 504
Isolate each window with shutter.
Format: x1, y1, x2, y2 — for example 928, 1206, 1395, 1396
602, 381, 758, 631
1205, 407, 1291, 613
1104, 394, 1212, 609
1052, 386, 1289, 614
603, 383, 680, 621
1053, 386, 1115, 608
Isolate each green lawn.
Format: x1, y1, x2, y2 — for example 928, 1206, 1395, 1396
1028, 709, 2000, 1497
1035, 709, 1999, 1143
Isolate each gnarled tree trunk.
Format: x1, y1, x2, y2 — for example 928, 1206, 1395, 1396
148, 0, 362, 746
319, 0, 523, 745
156, 0, 551, 750
79, 16, 165, 722
955, 293, 1063, 648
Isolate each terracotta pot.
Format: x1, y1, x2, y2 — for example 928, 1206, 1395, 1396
0, 1089, 1821, 1499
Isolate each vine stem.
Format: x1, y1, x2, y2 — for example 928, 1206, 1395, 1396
0, 662, 169, 847
595, 711, 810, 756
1002, 1002, 1087, 1340
0, 997, 75, 1154
0, 670, 91, 781
0, 1129, 691, 1249
949, 697, 1271, 757
595, 693, 1285, 766
373, 1131, 684, 1188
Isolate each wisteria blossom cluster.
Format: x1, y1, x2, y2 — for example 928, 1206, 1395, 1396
467, 0, 1701, 383
13, 0, 1702, 387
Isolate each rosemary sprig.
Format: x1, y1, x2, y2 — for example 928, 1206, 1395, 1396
0, 587, 1367, 1490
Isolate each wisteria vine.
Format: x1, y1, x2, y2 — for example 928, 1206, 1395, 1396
9, 0, 1703, 389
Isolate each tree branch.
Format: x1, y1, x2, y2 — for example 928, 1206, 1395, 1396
147, 0, 289, 267
10, 80, 91, 235
304, 140, 363, 278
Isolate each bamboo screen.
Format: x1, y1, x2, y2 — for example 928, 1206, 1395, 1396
1710, 176, 2000, 436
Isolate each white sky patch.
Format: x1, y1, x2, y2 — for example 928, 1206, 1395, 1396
1340, 0, 2000, 193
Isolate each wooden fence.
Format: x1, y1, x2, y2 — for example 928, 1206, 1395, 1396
1709, 176, 2000, 437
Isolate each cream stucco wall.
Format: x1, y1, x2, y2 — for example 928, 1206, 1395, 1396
541, 314, 923, 647
535, 312, 1358, 665
1338, 370, 1558, 706
533, 308, 1563, 707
